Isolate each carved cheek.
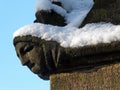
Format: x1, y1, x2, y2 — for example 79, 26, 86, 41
27, 46, 48, 74
15, 43, 31, 66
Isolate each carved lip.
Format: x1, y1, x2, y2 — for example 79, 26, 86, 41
25, 60, 35, 70
26, 60, 42, 74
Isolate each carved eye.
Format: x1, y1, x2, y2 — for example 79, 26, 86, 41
24, 45, 34, 53
20, 45, 34, 54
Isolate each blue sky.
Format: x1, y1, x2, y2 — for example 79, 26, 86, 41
0, 0, 50, 90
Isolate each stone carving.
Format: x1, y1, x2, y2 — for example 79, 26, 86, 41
13, 0, 120, 80
13, 36, 120, 80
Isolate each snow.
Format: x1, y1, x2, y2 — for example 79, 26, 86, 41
36, 0, 52, 11
13, 0, 120, 48
52, 4, 67, 17
13, 23, 120, 47
35, 0, 94, 27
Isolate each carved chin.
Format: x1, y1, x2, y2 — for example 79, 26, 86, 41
29, 65, 49, 80
30, 64, 41, 74
38, 72, 50, 80
27, 61, 50, 80
32, 65, 50, 80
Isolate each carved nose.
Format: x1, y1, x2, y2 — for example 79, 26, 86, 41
16, 43, 34, 66
21, 59, 30, 66
17, 50, 29, 66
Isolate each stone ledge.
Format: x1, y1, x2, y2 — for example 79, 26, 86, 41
50, 63, 120, 90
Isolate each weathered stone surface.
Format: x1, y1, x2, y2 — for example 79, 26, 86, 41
13, 36, 120, 80
80, 0, 120, 27
50, 63, 120, 90
34, 1, 66, 26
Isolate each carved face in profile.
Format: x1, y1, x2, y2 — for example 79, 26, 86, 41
15, 41, 50, 80
14, 37, 86, 80
14, 36, 62, 80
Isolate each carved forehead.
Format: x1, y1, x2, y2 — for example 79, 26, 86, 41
13, 35, 61, 49
13, 36, 44, 46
